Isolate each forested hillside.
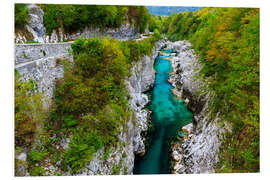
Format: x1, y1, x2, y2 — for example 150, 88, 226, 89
15, 4, 151, 34
40, 4, 150, 34
163, 8, 259, 172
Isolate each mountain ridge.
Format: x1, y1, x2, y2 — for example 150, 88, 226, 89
146, 6, 202, 16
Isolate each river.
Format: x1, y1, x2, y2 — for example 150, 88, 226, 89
133, 48, 192, 174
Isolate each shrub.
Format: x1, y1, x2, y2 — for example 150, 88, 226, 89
25, 40, 39, 44
28, 150, 47, 163
62, 130, 103, 174
15, 4, 29, 29
103, 147, 111, 160
112, 166, 121, 175
149, 15, 162, 32
63, 115, 78, 127
153, 28, 161, 40
29, 167, 45, 176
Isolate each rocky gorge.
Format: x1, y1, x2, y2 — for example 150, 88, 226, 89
14, 4, 232, 175
14, 4, 260, 175
15, 36, 232, 175
15, 38, 231, 175
15, 34, 166, 175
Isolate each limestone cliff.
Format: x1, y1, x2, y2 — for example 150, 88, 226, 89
168, 41, 231, 173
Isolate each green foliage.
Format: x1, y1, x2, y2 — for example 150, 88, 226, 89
153, 29, 161, 40
15, 4, 157, 36
112, 165, 121, 175
28, 150, 47, 163
63, 115, 78, 127
40, 4, 151, 34
29, 167, 45, 176
103, 147, 112, 160
148, 15, 162, 32
62, 129, 103, 174
163, 8, 259, 172
162, 11, 201, 41
15, 72, 49, 176
25, 40, 39, 44
122, 152, 127, 158
15, 4, 29, 29
127, 6, 150, 33
123, 35, 159, 62
15, 72, 46, 147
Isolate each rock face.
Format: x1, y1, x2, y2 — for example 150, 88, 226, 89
18, 4, 46, 43
168, 41, 231, 173
15, 5, 140, 43
43, 23, 140, 43
61, 23, 139, 42
27, 4, 46, 42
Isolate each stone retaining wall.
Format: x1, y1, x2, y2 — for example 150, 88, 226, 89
15, 42, 73, 100
15, 42, 72, 65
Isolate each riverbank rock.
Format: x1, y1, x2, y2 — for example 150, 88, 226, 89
182, 123, 193, 137
184, 98, 189, 104
168, 40, 231, 174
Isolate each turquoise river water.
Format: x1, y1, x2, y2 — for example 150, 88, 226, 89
133, 49, 192, 174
